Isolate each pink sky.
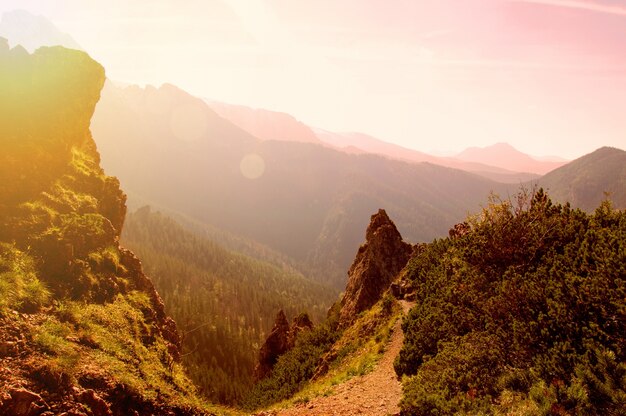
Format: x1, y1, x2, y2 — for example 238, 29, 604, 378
1, 0, 625, 158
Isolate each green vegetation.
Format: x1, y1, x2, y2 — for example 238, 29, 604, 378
0, 243, 51, 314
122, 207, 338, 405
0, 46, 222, 415
242, 294, 401, 411
537, 146, 626, 211
32, 292, 204, 408
396, 189, 626, 415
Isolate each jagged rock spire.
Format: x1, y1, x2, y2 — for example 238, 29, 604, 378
339, 209, 412, 327
254, 310, 292, 380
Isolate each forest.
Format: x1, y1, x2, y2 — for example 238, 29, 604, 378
122, 207, 337, 404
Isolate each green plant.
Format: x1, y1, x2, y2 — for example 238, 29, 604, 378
396, 190, 626, 414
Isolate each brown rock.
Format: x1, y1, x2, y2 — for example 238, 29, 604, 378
254, 310, 292, 380
339, 209, 412, 327
3, 388, 47, 416
288, 313, 313, 346
0, 340, 18, 357
77, 389, 112, 416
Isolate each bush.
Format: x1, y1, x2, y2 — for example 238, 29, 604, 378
397, 190, 626, 414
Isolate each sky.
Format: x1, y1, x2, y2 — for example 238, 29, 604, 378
1, 0, 625, 159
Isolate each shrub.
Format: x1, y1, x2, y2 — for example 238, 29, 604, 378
397, 190, 626, 414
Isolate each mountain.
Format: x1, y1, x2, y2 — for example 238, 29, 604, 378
121, 207, 337, 404
316, 130, 540, 183
535, 146, 626, 211
91, 82, 510, 289
207, 101, 323, 144
0, 10, 81, 51
0, 44, 212, 415
456, 142, 566, 175
243, 210, 408, 412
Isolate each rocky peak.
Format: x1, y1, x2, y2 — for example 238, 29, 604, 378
339, 209, 412, 327
254, 310, 292, 380
254, 311, 314, 380
288, 312, 314, 346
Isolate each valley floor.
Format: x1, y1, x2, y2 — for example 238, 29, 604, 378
261, 301, 412, 416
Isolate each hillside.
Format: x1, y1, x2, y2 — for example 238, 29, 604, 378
207, 102, 322, 145
395, 189, 626, 414
0, 43, 216, 414
456, 142, 566, 175
536, 146, 626, 211
246, 191, 625, 415
121, 207, 337, 404
92, 82, 510, 289
315, 130, 536, 183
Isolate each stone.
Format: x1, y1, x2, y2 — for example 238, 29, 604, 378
254, 310, 292, 380
339, 210, 412, 327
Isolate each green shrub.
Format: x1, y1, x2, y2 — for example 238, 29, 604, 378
242, 323, 339, 409
397, 190, 626, 414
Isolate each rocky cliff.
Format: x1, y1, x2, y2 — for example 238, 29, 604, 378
339, 209, 413, 327
0, 42, 206, 415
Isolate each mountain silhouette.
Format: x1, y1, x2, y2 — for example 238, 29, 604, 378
456, 142, 566, 175
91, 82, 510, 288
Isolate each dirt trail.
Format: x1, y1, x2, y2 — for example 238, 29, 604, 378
271, 300, 413, 416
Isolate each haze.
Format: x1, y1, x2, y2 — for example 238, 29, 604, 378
2, 0, 625, 159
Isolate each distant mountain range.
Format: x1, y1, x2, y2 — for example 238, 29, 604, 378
314, 130, 543, 183
456, 142, 566, 175
91, 82, 513, 288
91, 79, 626, 288
206, 101, 564, 181
207, 101, 323, 145
0, 10, 81, 51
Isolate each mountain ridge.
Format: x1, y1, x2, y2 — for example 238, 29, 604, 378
535, 146, 626, 211
0, 44, 214, 415
456, 142, 566, 175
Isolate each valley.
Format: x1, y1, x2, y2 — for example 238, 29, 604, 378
1, 4, 625, 416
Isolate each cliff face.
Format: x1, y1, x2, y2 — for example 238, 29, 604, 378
0, 42, 203, 415
339, 209, 412, 327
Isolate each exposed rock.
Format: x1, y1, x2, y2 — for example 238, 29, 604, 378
255, 310, 315, 380
389, 279, 416, 302
254, 310, 291, 380
288, 313, 313, 346
339, 209, 412, 327
118, 248, 182, 360
0, 388, 47, 416
76, 389, 112, 416
0, 46, 202, 415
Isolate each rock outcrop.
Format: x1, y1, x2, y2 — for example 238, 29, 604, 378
339, 209, 412, 327
0, 45, 203, 415
254, 311, 314, 380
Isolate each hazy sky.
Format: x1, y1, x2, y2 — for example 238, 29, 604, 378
1, 0, 625, 159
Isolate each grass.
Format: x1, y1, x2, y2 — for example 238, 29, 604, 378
28, 291, 244, 415
0, 242, 51, 314
264, 295, 402, 411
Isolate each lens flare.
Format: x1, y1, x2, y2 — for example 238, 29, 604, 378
239, 153, 265, 179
